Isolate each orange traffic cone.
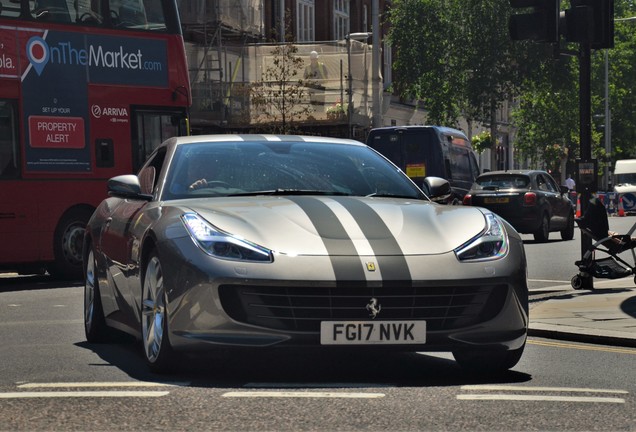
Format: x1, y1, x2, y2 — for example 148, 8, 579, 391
575, 195, 581, 218
618, 196, 625, 217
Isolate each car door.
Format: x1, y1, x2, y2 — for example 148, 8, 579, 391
98, 151, 164, 324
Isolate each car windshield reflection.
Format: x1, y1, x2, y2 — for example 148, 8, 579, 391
162, 141, 425, 201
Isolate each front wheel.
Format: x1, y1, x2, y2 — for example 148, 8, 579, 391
141, 252, 177, 374
84, 248, 111, 342
453, 340, 526, 375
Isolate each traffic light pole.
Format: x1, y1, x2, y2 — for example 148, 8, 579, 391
578, 42, 594, 290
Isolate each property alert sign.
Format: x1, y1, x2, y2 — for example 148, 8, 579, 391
28, 116, 85, 148
0, 25, 167, 172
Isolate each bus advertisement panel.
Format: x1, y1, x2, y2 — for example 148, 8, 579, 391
0, 0, 190, 279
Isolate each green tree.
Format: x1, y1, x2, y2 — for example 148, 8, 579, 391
387, 0, 527, 168
250, 42, 313, 134
511, 57, 582, 173
387, 0, 462, 125
598, 11, 636, 160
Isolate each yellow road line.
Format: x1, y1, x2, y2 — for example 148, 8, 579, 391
528, 338, 636, 354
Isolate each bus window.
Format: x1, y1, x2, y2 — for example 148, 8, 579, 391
28, 0, 102, 24
0, 100, 19, 179
108, 0, 166, 30
133, 110, 184, 171
75, 0, 103, 25
30, 0, 72, 22
0, 1, 22, 18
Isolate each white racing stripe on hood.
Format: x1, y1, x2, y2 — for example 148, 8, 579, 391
324, 199, 383, 282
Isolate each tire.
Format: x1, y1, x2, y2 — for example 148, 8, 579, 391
533, 213, 550, 243
561, 213, 575, 241
453, 340, 526, 375
141, 252, 177, 374
50, 208, 93, 280
84, 248, 111, 342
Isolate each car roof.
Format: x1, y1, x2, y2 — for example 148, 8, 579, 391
368, 125, 468, 138
162, 134, 366, 149
477, 170, 548, 178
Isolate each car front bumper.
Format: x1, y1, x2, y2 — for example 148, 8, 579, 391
161, 236, 528, 354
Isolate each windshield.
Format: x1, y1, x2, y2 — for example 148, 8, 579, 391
615, 173, 636, 185
162, 140, 426, 201
473, 175, 530, 190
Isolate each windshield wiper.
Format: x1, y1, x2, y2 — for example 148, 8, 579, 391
227, 189, 351, 197
365, 192, 419, 199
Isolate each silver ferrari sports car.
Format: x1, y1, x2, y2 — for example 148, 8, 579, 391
83, 134, 528, 374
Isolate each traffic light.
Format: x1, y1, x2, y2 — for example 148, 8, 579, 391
509, 0, 560, 43
561, 0, 614, 49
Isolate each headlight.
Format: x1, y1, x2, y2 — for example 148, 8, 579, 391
181, 213, 273, 262
455, 212, 508, 261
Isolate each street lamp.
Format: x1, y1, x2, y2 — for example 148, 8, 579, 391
346, 32, 372, 138
604, 16, 636, 190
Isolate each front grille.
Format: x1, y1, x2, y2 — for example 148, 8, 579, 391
218, 284, 508, 332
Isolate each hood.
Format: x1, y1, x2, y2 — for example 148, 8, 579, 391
181, 196, 488, 256
614, 184, 636, 194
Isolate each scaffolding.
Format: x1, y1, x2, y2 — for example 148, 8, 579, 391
178, 0, 263, 127
178, 1, 373, 138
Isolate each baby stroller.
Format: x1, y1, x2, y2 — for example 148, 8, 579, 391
571, 197, 636, 289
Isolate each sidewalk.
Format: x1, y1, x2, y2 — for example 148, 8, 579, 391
529, 278, 636, 347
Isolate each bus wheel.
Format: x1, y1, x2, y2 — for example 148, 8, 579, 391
51, 207, 93, 280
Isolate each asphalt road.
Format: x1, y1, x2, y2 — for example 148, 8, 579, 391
1, 281, 635, 431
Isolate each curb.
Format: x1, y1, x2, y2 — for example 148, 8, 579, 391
528, 324, 636, 348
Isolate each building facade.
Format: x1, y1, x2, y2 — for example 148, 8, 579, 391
178, 1, 514, 171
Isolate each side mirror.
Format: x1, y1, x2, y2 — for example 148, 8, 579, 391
422, 176, 452, 203
107, 175, 153, 201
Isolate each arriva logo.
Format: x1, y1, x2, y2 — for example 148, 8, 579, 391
26, 35, 162, 76
91, 104, 129, 119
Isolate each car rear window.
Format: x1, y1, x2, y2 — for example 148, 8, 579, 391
474, 175, 530, 190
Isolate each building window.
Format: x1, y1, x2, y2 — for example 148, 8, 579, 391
297, 0, 315, 42
334, 0, 350, 41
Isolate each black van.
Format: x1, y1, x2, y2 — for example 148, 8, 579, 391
366, 125, 480, 204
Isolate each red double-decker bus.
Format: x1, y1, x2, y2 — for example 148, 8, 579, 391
0, 0, 191, 279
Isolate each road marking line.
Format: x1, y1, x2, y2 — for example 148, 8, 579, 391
528, 279, 569, 284
461, 385, 628, 394
17, 381, 189, 389
243, 383, 391, 389
0, 391, 170, 399
528, 339, 636, 354
222, 391, 385, 399
457, 394, 624, 403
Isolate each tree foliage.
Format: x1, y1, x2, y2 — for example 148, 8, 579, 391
387, 0, 524, 126
599, 10, 636, 160
386, 0, 636, 176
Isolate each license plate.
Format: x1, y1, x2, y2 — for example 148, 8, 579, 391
320, 320, 426, 345
484, 197, 509, 204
